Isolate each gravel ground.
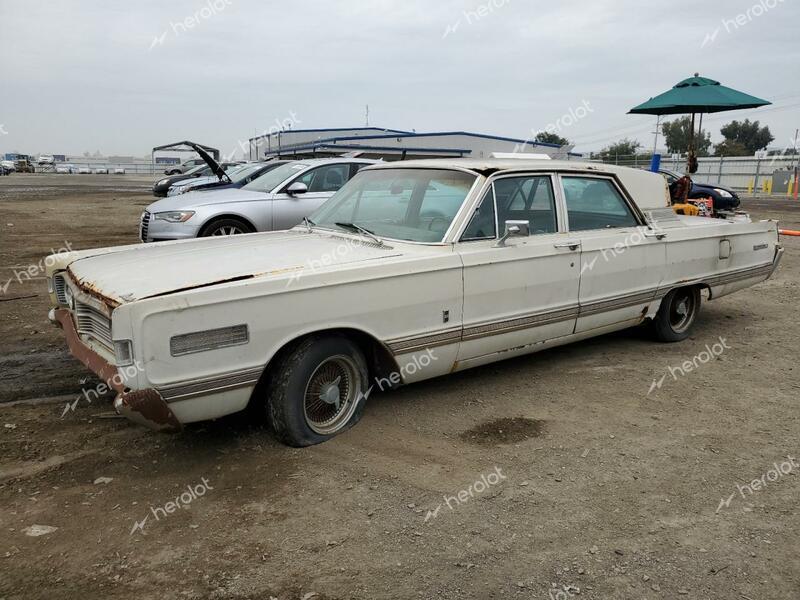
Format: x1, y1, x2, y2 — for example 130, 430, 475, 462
0, 174, 798, 600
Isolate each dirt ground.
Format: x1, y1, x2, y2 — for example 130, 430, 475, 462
0, 174, 798, 600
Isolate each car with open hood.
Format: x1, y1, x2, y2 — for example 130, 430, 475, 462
45, 159, 782, 446
166, 160, 290, 196
140, 158, 374, 240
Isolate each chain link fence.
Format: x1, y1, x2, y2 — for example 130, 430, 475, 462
588, 154, 800, 195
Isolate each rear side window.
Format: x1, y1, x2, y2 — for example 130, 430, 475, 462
562, 177, 638, 231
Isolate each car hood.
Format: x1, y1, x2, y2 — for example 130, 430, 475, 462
67, 230, 404, 305
147, 188, 269, 212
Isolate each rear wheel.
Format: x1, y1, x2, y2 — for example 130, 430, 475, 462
199, 217, 254, 237
266, 336, 369, 447
650, 287, 701, 342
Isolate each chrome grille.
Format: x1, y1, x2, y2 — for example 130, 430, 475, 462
140, 211, 151, 242
75, 301, 113, 349
53, 273, 68, 304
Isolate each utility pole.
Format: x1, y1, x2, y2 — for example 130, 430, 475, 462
652, 115, 662, 155
365, 104, 370, 127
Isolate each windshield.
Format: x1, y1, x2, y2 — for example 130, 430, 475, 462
310, 168, 477, 243
242, 162, 309, 192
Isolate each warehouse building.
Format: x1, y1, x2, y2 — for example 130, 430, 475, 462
248, 127, 576, 161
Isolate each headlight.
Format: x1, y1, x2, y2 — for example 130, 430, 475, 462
713, 188, 733, 198
114, 340, 134, 366
158, 178, 169, 186
154, 211, 195, 223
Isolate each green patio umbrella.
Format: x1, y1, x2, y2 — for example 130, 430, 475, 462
629, 74, 771, 171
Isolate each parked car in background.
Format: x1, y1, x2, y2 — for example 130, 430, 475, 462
164, 157, 207, 175
657, 168, 741, 212
113, 168, 126, 174
1, 160, 15, 174
78, 166, 92, 174
14, 156, 35, 173
152, 164, 209, 196
38, 154, 55, 165
152, 161, 242, 197
166, 161, 250, 196
45, 159, 782, 445
55, 164, 78, 174
167, 160, 289, 196
94, 167, 109, 174
141, 158, 374, 241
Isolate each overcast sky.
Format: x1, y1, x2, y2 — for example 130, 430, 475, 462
1, 0, 798, 157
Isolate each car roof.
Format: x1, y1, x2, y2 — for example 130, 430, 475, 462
283, 157, 378, 166
365, 158, 671, 211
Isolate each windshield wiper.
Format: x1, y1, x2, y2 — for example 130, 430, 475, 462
335, 222, 383, 246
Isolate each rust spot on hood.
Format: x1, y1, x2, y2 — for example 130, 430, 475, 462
66, 267, 120, 310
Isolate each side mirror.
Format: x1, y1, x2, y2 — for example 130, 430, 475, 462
495, 220, 530, 247
286, 182, 308, 196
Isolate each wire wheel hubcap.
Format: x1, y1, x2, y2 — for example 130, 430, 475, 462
669, 290, 696, 333
303, 355, 361, 435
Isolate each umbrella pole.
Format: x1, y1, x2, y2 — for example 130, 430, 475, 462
697, 113, 704, 152
687, 112, 697, 173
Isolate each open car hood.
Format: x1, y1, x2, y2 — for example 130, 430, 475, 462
190, 143, 227, 182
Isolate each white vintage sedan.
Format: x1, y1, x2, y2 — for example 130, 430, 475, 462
44, 159, 783, 446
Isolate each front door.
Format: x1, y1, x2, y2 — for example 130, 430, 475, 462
272, 163, 353, 230
457, 174, 581, 364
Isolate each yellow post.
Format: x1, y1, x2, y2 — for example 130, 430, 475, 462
789, 177, 795, 198
767, 179, 772, 195
747, 179, 754, 195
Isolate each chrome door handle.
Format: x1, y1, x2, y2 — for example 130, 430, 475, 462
554, 241, 581, 250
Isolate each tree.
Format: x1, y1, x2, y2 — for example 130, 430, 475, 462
596, 138, 642, 160
662, 116, 712, 155
719, 119, 774, 154
534, 131, 570, 146
714, 139, 748, 157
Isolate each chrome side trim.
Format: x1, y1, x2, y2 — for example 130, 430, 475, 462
386, 328, 463, 354
462, 305, 580, 341
158, 366, 263, 402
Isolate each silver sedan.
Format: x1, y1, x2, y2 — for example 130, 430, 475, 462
140, 158, 376, 241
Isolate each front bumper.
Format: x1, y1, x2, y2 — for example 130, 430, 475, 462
142, 214, 201, 242
51, 308, 181, 432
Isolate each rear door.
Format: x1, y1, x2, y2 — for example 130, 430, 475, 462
559, 175, 667, 333
456, 174, 581, 365
272, 163, 353, 230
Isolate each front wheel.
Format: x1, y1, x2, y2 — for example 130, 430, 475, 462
266, 336, 369, 447
199, 217, 254, 237
650, 287, 701, 342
